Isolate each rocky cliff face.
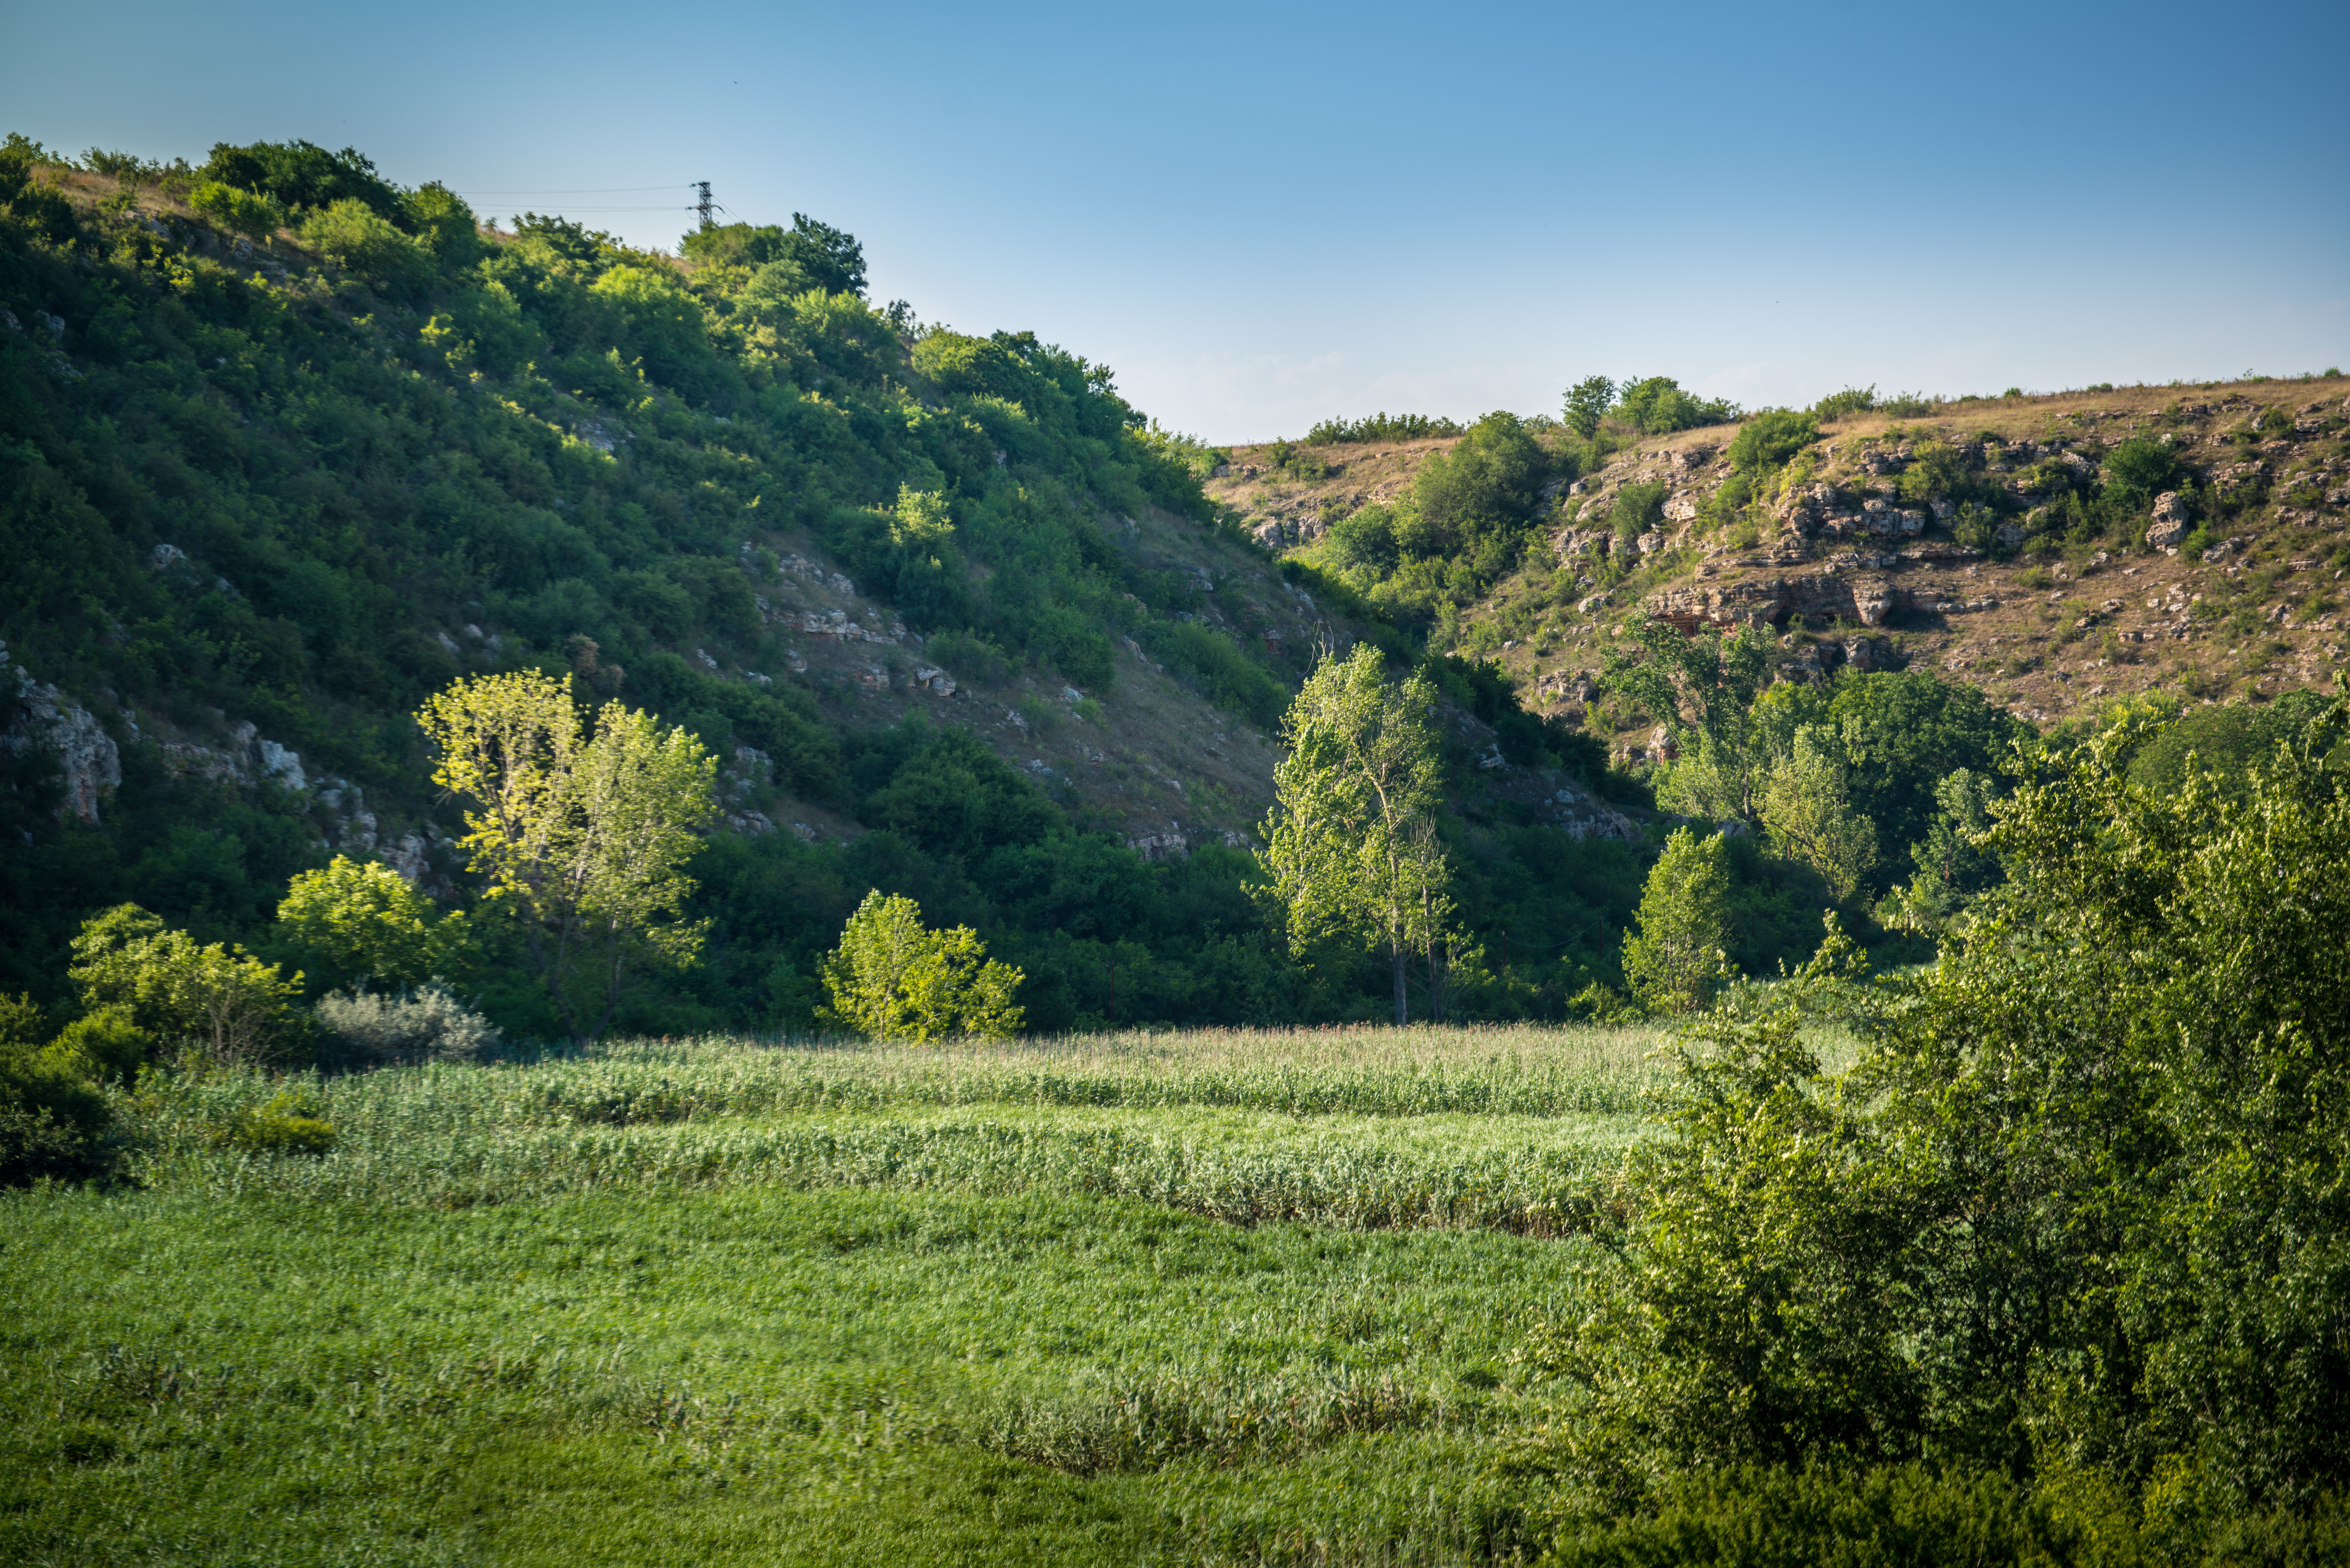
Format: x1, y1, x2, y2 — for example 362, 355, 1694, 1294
1207, 378, 2350, 747
3, 644, 121, 825
1512, 384, 2350, 732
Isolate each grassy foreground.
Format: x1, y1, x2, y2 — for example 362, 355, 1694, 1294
1, 1025, 1673, 1567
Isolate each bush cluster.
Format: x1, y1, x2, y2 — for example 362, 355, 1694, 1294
1301, 412, 1466, 446
1569, 700, 2350, 1537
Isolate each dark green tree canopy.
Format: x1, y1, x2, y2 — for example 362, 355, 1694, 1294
677, 214, 863, 297
1409, 410, 1551, 550
2124, 688, 2344, 796
780, 212, 865, 297
1821, 671, 2023, 864
1563, 374, 1615, 438
200, 139, 405, 224
1612, 375, 1739, 435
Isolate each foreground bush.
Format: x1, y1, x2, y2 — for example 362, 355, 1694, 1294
207, 1090, 336, 1157
1535, 1462, 2350, 1568
0, 994, 145, 1185
1559, 693, 2350, 1521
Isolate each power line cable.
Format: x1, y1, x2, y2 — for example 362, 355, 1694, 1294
454, 185, 691, 194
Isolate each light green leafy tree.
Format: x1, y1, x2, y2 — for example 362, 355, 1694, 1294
68, 904, 306, 1067
1656, 726, 1764, 825
188, 180, 285, 243
889, 485, 954, 555
1759, 727, 1879, 902
1725, 409, 1821, 474
298, 198, 434, 296
418, 671, 716, 1048
1620, 827, 1736, 1014
1564, 375, 1616, 439
1257, 645, 1454, 1025
817, 890, 1024, 1041
278, 855, 469, 992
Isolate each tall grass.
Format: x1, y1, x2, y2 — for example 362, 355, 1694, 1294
114, 1021, 1843, 1233
424, 1020, 1672, 1121
130, 1096, 1632, 1233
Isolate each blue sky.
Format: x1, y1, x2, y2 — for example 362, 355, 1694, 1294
12, 0, 2346, 441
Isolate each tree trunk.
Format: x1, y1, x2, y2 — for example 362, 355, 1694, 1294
1422, 887, 1446, 1025
1392, 941, 1408, 1026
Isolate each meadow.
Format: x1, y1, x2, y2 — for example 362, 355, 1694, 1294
0, 1023, 1698, 1567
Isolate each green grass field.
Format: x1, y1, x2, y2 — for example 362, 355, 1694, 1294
3, 1025, 1685, 1566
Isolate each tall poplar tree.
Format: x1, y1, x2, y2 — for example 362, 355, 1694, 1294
1257, 646, 1453, 1025
1620, 826, 1736, 1014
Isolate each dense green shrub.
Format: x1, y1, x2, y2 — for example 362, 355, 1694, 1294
1726, 409, 1819, 473
299, 198, 435, 298
0, 993, 114, 1185
1566, 702, 2350, 1517
1610, 482, 1668, 539
1612, 377, 1739, 435
1145, 621, 1292, 728
400, 182, 482, 270
1301, 412, 1464, 445
47, 1007, 156, 1084
199, 139, 403, 221
187, 179, 284, 241
2104, 436, 2182, 510
1325, 503, 1403, 575
1810, 385, 1877, 421
1954, 501, 2002, 553
1894, 439, 1968, 503
0, 138, 78, 244
209, 1090, 337, 1156
1309, 415, 1564, 631
1413, 411, 1550, 536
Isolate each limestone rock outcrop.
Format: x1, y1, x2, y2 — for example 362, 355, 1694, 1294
2, 662, 122, 824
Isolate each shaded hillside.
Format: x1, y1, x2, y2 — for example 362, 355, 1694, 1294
0, 136, 1653, 1032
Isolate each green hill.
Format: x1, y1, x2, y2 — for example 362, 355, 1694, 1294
0, 134, 1664, 1035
